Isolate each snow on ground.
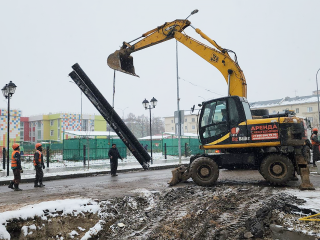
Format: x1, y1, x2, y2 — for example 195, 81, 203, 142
284, 188, 320, 213
0, 153, 189, 181
0, 199, 100, 240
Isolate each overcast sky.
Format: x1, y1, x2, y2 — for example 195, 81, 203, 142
1, 0, 319, 119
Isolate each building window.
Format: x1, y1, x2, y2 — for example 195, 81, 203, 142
50, 130, 54, 136
192, 125, 195, 129
185, 126, 187, 130
20, 122, 24, 128
273, 110, 276, 114
58, 130, 60, 140
185, 119, 187, 122
171, 120, 173, 123
171, 127, 174, 130
307, 107, 313, 112
192, 118, 195, 122
296, 108, 299, 113
308, 117, 313, 123
37, 130, 41, 139
58, 120, 60, 127
50, 120, 54, 126
37, 121, 41, 129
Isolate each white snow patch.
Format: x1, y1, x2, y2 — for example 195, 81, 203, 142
130, 189, 159, 210
69, 230, 79, 238
0, 199, 99, 240
284, 188, 320, 212
81, 220, 105, 240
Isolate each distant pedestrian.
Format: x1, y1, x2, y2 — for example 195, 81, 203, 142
311, 128, 320, 167
8, 143, 23, 191
34, 143, 45, 187
144, 144, 148, 151
20, 145, 24, 156
108, 144, 123, 176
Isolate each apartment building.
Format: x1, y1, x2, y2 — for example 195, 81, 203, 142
164, 113, 198, 134
27, 113, 107, 143
0, 109, 21, 147
250, 92, 320, 128
0, 110, 107, 146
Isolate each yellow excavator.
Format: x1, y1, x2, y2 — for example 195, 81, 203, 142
108, 10, 314, 190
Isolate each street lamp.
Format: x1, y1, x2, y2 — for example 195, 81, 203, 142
142, 97, 157, 164
69, 81, 83, 130
316, 68, 320, 128
2, 81, 17, 176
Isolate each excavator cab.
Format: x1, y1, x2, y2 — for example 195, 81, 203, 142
199, 96, 251, 147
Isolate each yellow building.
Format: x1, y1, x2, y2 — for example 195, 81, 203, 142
27, 113, 107, 143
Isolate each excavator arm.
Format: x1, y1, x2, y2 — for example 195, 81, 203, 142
107, 19, 247, 98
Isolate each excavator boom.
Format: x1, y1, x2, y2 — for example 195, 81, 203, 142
107, 19, 247, 97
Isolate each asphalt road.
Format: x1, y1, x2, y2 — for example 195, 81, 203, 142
0, 167, 319, 213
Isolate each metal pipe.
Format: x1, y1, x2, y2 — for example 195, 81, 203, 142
317, 68, 320, 127
69, 64, 150, 169
176, 40, 182, 163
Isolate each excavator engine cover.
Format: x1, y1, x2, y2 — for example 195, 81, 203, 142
107, 50, 139, 77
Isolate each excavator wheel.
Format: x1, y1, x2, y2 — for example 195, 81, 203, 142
190, 157, 219, 186
260, 154, 294, 185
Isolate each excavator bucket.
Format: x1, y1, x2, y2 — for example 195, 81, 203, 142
168, 165, 191, 186
107, 50, 139, 77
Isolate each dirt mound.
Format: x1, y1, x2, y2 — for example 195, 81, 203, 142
3, 185, 318, 240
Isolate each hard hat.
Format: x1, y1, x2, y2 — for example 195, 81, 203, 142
313, 128, 318, 132
12, 143, 19, 150
35, 143, 42, 149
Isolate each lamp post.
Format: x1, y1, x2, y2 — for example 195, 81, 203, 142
316, 68, 320, 128
142, 97, 157, 164
69, 81, 83, 130
2, 81, 17, 176
117, 107, 128, 120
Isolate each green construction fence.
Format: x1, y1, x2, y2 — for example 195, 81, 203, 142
63, 138, 127, 160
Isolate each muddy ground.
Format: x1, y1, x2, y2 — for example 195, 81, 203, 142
4, 184, 320, 240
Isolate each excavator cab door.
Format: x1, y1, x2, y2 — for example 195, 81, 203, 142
199, 96, 248, 146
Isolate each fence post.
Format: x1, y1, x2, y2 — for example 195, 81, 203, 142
164, 143, 167, 159
3, 148, 6, 170
46, 146, 50, 168
185, 143, 188, 157
83, 145, 86, 166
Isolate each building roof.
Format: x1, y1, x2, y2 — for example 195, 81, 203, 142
250, 94, 319, 109
64, 131, 118, 137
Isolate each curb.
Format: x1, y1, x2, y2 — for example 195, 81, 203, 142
0, 163, 188, 185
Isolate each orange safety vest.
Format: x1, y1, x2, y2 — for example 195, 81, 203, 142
33, 150, 42, 166
311, 134, 320, 146
11, 150, 20, 168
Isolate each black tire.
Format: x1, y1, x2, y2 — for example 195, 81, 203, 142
190, 157, 219, 186
260, 154, 294, 185
302, 145, 311, 164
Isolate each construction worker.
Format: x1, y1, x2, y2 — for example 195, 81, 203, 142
8, 143, 23, 191
34, 143, 45, 187
310, 128, 320, 167
108, 143, 123, 176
